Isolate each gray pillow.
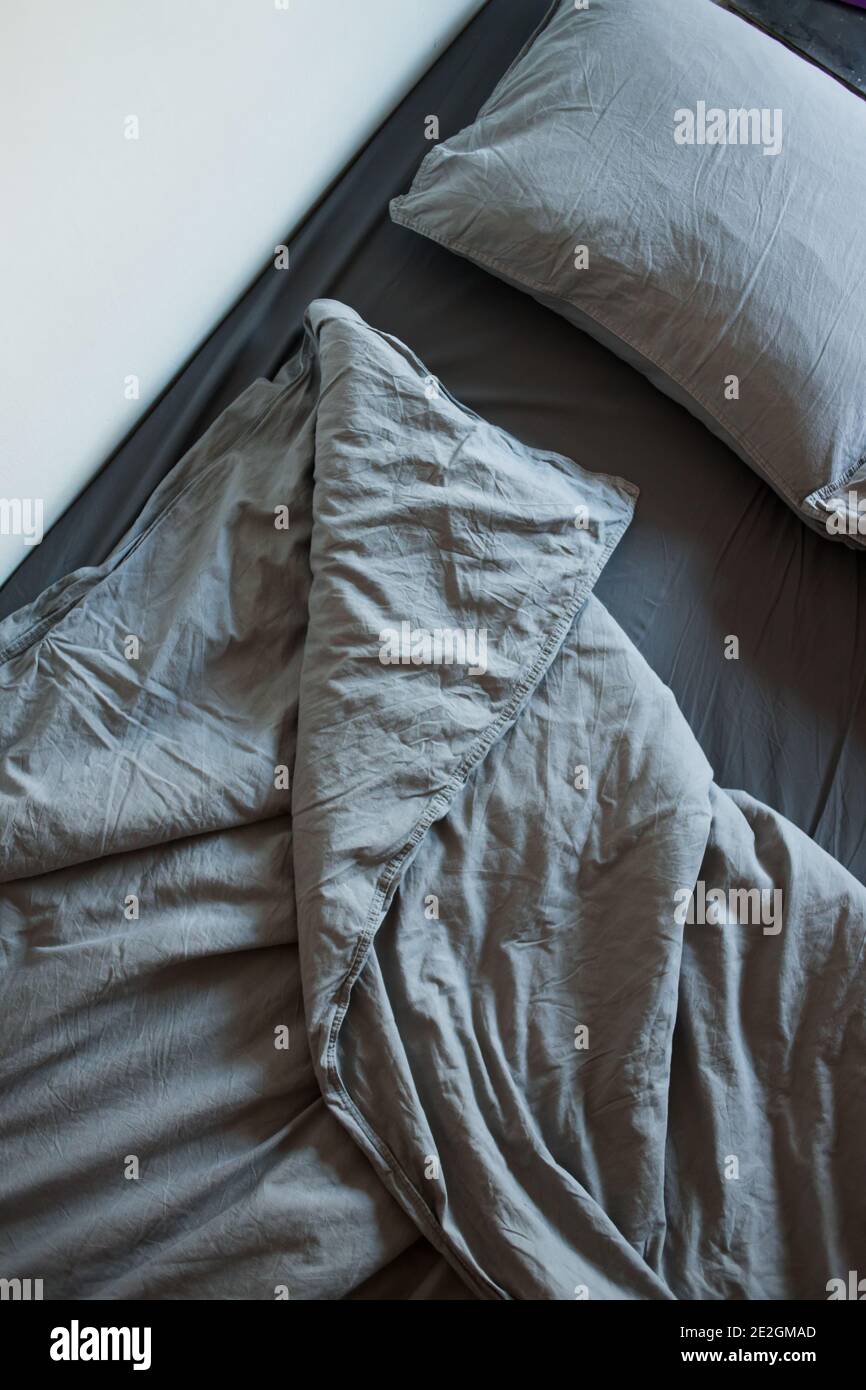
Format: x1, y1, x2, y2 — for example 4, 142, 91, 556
391, 0, 866, 547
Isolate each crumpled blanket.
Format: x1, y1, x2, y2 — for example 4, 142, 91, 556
1, 301, 863, 1300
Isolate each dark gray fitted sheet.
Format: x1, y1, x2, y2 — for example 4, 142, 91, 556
3, 0, 864, 887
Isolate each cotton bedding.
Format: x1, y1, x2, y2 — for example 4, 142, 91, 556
4, 0, 865, 894
391, 0, 866, 546
1, 301, 863, 1301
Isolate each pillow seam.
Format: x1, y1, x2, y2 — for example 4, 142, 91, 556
390, 202, 816, 513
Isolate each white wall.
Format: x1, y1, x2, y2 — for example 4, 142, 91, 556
0, 0, 487, 585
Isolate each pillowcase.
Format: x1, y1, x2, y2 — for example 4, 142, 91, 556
391, 0, 866, 547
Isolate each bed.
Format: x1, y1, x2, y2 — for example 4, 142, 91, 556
1, 0, 864, 1301
5, 0, 864, 884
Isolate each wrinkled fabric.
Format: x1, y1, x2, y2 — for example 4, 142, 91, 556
391, 0, 866, 544
0, 301, 863, 1300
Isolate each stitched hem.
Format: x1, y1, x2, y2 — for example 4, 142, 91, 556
322, 504, 633, 1303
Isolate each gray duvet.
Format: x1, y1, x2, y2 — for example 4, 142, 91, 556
0, 301, 863, 1300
